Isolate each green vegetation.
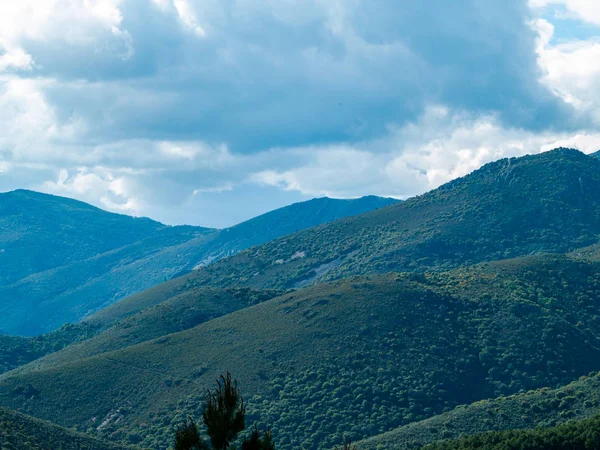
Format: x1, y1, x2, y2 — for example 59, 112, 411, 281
422, 413, 600, 450
0, 191, 393, 335
3, 253, 600, 448
4, 149, 600, 449
356, 372, 600, 449
0, 407, 131, 449
13, 287, 284, 375
0, 322, 99, 374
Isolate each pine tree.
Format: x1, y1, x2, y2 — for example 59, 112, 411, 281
241, 425, 275, 450
174, 373, 273, 450
174, 417, 209, 450
335, 437, 357, 450
202, 372, 246, 450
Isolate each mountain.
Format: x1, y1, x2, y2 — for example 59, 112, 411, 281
0, 407, 131, 450
4, 148, 600, 449
184, 195, 400, 269
0, 189, 172, 286
3, 253, 600, 449
0, 323, 100, 374
180, 148, 600, 291
0, 191, 395, 335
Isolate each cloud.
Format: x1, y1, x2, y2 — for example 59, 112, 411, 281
530, 0, 600, 26
42, 167, 143, 215
532, 18, 600, 125
2, 0, 574, 149
252, 106, 600, 199
0, 0, 133, 78
0, 0, 598, 227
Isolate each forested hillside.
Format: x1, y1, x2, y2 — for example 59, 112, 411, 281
3, 252, 600, 449
357, 372, 600, 449
3, 149, 600, 449
422, 414, 600, 450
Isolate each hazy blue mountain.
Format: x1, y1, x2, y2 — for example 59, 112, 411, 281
0, 189, 175, 286
0, 191, 397, 335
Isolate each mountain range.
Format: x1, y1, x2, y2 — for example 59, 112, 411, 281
2, 148, 600, 449
0, 192, 396, 335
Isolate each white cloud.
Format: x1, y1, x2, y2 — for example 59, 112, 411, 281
0, 0, 133, 72
0, 44, 33, 72
533, 18, 600, 124
530, 0, 600, 26
252, 106, 600, 199
172, 0, 206, 36
42, 167, 143, 215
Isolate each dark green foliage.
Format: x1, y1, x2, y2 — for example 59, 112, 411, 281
0, 322, 98, 374
422, 413, 600, 450
356, 373, 600, 449
335, 438, 357, 450
203, 373, 246, 450
0, 407, 129, 449
175, 418, 209, 450
5, 255, 600, 449
242, 426, 275, 450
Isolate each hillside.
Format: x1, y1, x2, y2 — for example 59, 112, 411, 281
422, 413, 600, 450
177, 148, 600, 291
356, 373, 600, 449
0, 192, 393, 335
7, 287, 284, 375
185, 195, 399, 268
0, 323, 99, 375
3, 254, 600, 449
0, 189, 169, 286
0, 407, 130, 450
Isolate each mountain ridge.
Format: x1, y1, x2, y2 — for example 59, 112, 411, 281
172, 148, 600, 292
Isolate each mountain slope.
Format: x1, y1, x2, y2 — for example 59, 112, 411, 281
186, 195, 399, 269
8, 287, 284, 375
0, 407, 131, 450
0, 189, 169, 286
0, 193, 394, 335
3, 254, 600, 449
422, 413, 600, 450
0, 226, 214, 335
180, 148, 600, 291
356, 372, 600, 450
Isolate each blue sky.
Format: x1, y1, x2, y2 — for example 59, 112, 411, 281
1, 0, 600, 227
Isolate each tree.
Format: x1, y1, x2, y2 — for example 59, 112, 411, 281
241, 425, 275, 450
203, 372, 246, 450
335, 437, 357, 450
174, 418, 209, 450
175, 372, 249, 450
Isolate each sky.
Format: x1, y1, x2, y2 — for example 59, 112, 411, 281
1, 1, 600, 228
